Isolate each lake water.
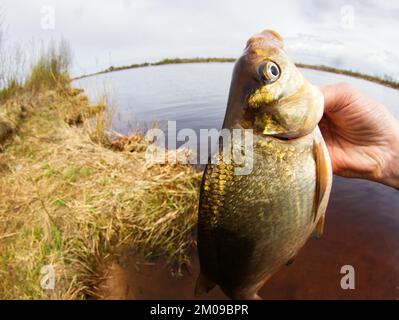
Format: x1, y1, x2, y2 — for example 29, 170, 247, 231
75, 63, 399, 134
75, 64, 399, 299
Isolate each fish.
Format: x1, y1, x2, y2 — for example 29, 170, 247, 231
195, 29, 333, 300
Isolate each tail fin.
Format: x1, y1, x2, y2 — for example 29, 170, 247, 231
194, 272, 216, 297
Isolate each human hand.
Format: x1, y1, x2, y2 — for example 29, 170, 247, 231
319, 83, 399, 189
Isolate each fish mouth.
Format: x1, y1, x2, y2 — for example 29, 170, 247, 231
253, 110, 314, 141
245, 30, 284, 51
268, 125, 316, 141
249, 97, 317, 141
270, 135, 292, 141
268, 131, 314, 143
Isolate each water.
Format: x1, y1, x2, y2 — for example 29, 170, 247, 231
75, 63, 232, 135
75, 63, 399, 135
75, 64, 399, 299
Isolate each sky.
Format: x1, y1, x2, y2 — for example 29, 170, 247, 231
1, 0, 399, 79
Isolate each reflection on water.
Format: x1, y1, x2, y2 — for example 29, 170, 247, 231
76, 63, 399, 299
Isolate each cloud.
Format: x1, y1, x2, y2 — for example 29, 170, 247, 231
1, 0, 399, 79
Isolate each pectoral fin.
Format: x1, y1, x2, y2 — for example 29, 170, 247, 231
313, 214, 325, 240
312, 127, 333, 232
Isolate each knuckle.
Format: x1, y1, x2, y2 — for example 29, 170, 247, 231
335, 82, 355, 92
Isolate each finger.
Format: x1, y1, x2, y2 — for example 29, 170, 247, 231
319, 83, 356, 115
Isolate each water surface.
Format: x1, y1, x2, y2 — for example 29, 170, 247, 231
75, 63, 399, 133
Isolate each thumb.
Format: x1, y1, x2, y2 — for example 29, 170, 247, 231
319, 83, 356, 115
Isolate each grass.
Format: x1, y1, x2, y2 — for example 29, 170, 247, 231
24, 40, 71, 92
0, 79, 22, 102
0, 93, 32, 148
0, 40, 74, 146
0, 46, 201, 299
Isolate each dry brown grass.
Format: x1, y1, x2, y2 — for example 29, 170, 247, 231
0, 94, 33, 148
0, 86, 201, 299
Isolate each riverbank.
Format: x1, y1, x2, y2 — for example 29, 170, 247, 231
0, 65, 200, 298
74, 57, 399, 90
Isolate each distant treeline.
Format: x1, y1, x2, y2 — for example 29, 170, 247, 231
73, 57, 236, 80
296, 63, 399, 90
74, 57, 399, 90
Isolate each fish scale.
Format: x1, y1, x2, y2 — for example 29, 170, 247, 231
198, 136, 318, 294
196, 29, 332, 299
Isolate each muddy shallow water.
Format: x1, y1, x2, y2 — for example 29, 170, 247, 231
99, 176, 399, 300
76, 64, 399, 299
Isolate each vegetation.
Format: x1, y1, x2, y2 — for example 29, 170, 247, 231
0, 41, 71, 146
24, 40, 71, 92
0, 43, 200, 299
0, 79, 22, 102
0, 17, 25, 102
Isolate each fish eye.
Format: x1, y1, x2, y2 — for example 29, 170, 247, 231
257, 61, 280, 84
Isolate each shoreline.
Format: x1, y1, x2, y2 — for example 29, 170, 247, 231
0, 79, 200, 299
73, 57, 399, 90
